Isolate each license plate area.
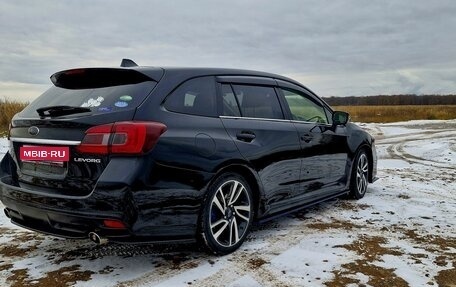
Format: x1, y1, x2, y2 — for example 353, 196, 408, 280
20, 146, 69, 162
20, 160, 68, 178
19, 145, 70, 178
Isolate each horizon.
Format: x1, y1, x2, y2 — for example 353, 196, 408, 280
3, 92, 456, 104
1, 1, 456, 102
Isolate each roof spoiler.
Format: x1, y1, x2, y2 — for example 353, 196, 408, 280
51, 68, 151, 89
120, 58, 139, 67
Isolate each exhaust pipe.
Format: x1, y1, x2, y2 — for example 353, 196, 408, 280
88, 232, 108, 245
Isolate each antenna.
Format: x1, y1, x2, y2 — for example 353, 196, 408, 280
120, 59, 139, 67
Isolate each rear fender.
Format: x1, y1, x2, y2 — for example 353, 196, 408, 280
205, 162, 266, 219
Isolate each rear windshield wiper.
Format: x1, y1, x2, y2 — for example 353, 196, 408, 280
36, 105, 92, 118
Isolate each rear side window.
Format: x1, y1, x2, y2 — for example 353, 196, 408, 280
20, 81, 157, 117
164, 76, 217, 117
231, 85, 283, 119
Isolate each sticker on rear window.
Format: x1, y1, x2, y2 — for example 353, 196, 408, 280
81, 96, 105, 107
98, 106, 112, 112
114, 101, 128, 108
119, 95, 132, 101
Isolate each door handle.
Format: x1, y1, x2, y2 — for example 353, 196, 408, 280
236, 131, 256, 142
300, 133, 313, 143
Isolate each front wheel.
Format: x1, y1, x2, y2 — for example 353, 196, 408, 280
349, 149, 369, 199
199, 173, 253, 255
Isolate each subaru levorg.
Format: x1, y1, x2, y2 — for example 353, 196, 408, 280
0, 59, 377, 254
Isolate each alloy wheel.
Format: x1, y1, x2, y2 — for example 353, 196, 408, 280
209, 180, 251, 247
356, 153, 369, 195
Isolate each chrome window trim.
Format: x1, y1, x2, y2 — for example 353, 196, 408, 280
219, 116, 332, 127
290, 120, 333, 127
219, 116, 291, 123
220, 116, 333, 126
10, 137, 81, 146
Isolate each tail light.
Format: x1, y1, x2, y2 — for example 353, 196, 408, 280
76, 121, 167, 155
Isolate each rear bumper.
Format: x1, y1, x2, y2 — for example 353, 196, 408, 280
3, 197, 127, 239
0, 174, 202, 243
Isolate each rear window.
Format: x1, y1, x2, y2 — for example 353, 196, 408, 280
19, 81, 156, 118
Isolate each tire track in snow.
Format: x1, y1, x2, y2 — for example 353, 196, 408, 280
378, 130, 456, 170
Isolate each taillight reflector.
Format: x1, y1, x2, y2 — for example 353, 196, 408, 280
103, 219, 127, 229
76, 121, 166, 155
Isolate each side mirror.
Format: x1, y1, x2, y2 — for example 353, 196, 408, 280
333, 111, 349, 126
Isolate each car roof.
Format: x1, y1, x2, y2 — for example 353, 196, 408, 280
52, 65, 317, 97
134, 66, 309, 90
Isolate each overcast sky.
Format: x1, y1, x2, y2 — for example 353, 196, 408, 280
1, 0, 456, 102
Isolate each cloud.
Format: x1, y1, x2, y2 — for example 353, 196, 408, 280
1, 0, 456, 101
0, 82, 48, 102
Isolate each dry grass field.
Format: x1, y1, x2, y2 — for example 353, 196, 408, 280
0, 100, 27, 134
333, 105, 456, 123
0, 101, 455, 133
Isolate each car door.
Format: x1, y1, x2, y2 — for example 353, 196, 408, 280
217, 77, 302, 213
276, 81, 349, 202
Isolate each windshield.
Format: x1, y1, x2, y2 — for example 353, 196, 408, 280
19, 81, 156, 118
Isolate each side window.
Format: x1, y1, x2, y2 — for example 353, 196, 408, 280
281, 88, 328, 124
221, 84, 241, 116
164, 76, 217, 117
231, 84, 284, 119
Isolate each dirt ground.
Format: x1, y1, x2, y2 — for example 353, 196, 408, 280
0, 120, 455, 287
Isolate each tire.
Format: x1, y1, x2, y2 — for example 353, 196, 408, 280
199, 173, 254, 255
348, 149, 369, 199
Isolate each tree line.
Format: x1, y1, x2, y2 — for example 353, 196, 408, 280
322, 94, 456, 106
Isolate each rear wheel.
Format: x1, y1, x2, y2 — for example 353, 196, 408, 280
349, 149, 369, 199
199, 173, 253, 255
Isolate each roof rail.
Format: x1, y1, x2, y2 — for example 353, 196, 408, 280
120, 59, 138, 67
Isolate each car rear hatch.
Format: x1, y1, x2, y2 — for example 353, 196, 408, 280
7, 67, 163, 197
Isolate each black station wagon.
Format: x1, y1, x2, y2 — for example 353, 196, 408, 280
0, 60, 377, 254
